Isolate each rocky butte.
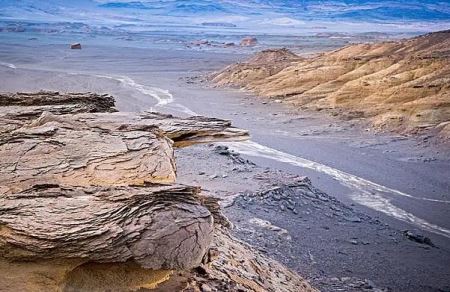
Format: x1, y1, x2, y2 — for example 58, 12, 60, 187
0, 91, 316, 291
211, 30, 450, 144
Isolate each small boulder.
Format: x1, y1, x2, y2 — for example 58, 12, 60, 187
70, 43, 82, 49
214, 145, 231, 155
240, 37, 258, 47
403, 230, 435, 247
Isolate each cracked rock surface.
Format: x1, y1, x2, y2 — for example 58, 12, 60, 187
0, 113, 176, 192
0, 184, 213, 270
0, 91, 250, 291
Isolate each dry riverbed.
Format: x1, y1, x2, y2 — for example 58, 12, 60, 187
176, 144, 450, 292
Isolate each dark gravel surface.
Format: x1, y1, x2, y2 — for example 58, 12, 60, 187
177, 146, 450, 292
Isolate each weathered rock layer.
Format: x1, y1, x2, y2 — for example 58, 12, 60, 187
212, 30, 450, 141
0, 184, 213, 270
0, 91, 249, 291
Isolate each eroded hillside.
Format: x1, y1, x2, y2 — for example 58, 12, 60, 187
212, 30, 450, 142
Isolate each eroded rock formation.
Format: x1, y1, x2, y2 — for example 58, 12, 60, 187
212, 30, 450, 140
60, 111, 250, 147
0, 184, 213, 270
0, 91, 250, 291
0, 113, 176, 192
0, 91, 315, 291
0, 91, 115, 112
0, 92, 249, 146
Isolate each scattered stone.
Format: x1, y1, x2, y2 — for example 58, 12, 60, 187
214, 145, 231, 155
403, 230, 435, 247
240, 36, 258, 47
191, 39, 210, 46
344, 216, 362, 223
70, 43, 81, 49
186, 229, 317, 291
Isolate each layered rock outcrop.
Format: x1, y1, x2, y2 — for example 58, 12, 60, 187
0, 184, 212, 269
212, 30, 450, 140
0, 91, 249, 291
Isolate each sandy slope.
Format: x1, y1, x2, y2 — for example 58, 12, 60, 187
211, 30, 450, 142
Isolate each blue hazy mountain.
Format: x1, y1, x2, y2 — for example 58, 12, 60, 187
0, 0, 449, 31
99, 1, 153, 9
1, 0, 449, 19
95, 1, 450, 20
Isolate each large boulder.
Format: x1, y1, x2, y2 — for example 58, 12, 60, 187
0, 183, 213, 291
0, 184, 213, 270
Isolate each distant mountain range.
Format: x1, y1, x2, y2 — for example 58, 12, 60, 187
96, 1, 450, 20
0, 0, 449, 33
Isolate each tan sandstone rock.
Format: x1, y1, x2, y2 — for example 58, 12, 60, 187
212, 30, 450, 140
0, 184, 213, 269
0, 91, 248, 291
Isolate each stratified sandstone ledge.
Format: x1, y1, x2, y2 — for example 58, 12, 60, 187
0, 112, 176, 192
0, 92, 249, 146
61, 111, 250, 147
0, 91, 116, 113
0, 184, 213, 270
0, 92, 249, 192
0, 91, 249, 291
